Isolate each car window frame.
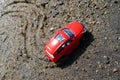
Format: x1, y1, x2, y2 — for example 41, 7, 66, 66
62, 28, 75, 38
55, 34, 65, 42
56, 39, 72, 54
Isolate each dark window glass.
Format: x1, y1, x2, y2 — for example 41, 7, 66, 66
56, 40, 72, 54
56, 34, 64, 42
56, 44, 66, 54
63, 28, 74, 38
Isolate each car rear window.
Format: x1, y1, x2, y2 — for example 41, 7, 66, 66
63, 28, 74, 38
56, 34, 64, 42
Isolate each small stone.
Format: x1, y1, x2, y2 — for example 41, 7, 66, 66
103, 4, 107, 8
49, 65, 55, 68
98, 64, 102, 68
57, 1, 64, 5
104, 37, 107, 40
97, 61, 101, 64
104, 11, 107, 14
82, 68, 87, 72
96, 70, 98, 73
115, 61, 119, 65
52, 9, 59, 17
22, 53, 27, 57
90, 0, 94, 2
104, 56, 110, 60
103, 55, 110, 64
41, 0, 49, 8
114, 48, 118, 52
103, 55, 107, 59
75, 67, 79, 71
43, 69, 46, 72
88, 64, 92, 67
50, 27, 54, 31
89, 21, 95, 25
86, 14, 90, 18
18, 52, 22, 56
2, 35, 8, 42
117, 37, 120, 40
0, 64, 3, 66
106, 60, 110, 64
112, 68, 118, 73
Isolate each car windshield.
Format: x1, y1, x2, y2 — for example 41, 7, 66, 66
56, 34, 64, 42
63, 28, 74, 38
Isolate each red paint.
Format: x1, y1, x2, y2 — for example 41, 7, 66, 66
44, 21, 85, 63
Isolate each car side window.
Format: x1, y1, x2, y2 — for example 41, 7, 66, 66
56, 44, 66, 54
66, 39, 72, 46
56, 39, 72, 54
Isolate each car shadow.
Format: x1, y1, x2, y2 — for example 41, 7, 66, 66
56, 31, 94, 68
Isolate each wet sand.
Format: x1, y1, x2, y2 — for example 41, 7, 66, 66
0, 0, 120, 80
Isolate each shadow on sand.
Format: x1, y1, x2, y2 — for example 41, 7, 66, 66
56, 31, 94, 69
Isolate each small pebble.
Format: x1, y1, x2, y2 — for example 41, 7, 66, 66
103, 55, 107, 59
103, 55, 110, 64
43, 69, 46, 72
57, 1, 64, 5
114, 48, 118, 52
89, 21, 95, 25
88, 64, 92, 67
75, 67, 79, 71
49, 65, 55, 68
50, 27, 54, 31
22, 53, 27, 57
97, 61, 101, 64
82, 68, 87, 72
117, 37, 120, 40
113, 68, 118, 73
0, 64, 3, 66
104, 37, 107, 40
52, 9, 59, 17
98, 64, 102, 68
103, 4, 107, 8
96, 70, 99, 73
115, 61, 119, 65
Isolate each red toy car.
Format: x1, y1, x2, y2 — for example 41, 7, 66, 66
44, 21, 86, 63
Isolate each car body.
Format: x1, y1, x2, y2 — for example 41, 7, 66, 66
44, 21, 86, 63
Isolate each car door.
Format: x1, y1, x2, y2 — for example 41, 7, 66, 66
62, 38, 75, 56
